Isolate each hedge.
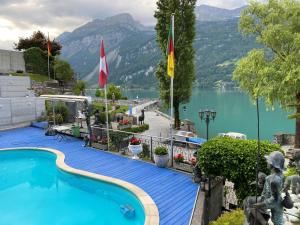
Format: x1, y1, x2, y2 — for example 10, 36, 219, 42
198, 137, 281, 203
210, 209, 244, 225
24, 47, 49, 75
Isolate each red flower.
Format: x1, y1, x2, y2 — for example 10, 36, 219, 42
130, 137, 141, 145
190, 156, 197, 166
174, 153, 184, 163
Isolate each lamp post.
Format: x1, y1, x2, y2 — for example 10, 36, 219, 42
198, 109, 216, 140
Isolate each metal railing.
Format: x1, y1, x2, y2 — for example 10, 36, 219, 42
90, 126, 201, 168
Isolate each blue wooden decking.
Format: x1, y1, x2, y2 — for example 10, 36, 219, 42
0, 127, 199, 225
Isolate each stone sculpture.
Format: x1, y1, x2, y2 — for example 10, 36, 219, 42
284, 153, 300, 194
243, 151, 285, 225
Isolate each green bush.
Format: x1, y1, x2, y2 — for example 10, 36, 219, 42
110, 131, 131, 149
46, 101, 69, 123
198, 137, 281, 203
210, 209, 244, 225
154, 146, 168, 156
138, 143, 151, 159
24, 47, 49, 75
123, 124, 149, 133
284, 167, 298, 178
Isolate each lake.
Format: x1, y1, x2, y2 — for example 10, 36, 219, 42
122, 89, 295, 141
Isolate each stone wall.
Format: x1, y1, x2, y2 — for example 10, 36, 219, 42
0, 49, 25, 73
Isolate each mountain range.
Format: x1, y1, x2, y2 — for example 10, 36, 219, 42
58, 5, 258, 88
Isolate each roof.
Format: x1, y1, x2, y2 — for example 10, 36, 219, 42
40, 95, 92, 103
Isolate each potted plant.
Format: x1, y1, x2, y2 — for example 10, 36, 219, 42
119, 119, 131, 129
128, 137, 142, 159
174, 153, 184, 163
173, 153, 193, 173
154, 146, 169, 168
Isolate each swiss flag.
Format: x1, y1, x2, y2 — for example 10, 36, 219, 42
99, 39, 109, 88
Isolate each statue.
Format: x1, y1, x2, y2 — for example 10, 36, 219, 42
138, 109, 145, 125
94, 109, 100, 125
284, 153, 300, 194
243, 151, 285, 225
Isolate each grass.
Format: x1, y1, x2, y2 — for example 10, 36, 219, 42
113, 105, 129, 114
11, 72, 50, 82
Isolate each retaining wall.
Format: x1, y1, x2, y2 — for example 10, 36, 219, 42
0, 49, 25, 73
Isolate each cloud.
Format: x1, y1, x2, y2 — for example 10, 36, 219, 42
0, 0, 249, 49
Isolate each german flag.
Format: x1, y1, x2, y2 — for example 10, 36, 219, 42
47, 36, 52, 56
166, 22, 174, 78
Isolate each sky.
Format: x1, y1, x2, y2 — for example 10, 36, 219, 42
0, 0, 248, 50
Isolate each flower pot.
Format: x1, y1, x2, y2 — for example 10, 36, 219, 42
154, 154, 169, 168
174, 162, 194, 173
128, 144, 143, 159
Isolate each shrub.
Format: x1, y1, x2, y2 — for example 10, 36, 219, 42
24, 47, 49, 75
198, 137, 281, 203
154, 146, 168, 156
210, 209, 244, 225
46, 101, 69, 123
138, 143, 150, 159
123, 124, 149, 133
284, 167, 298, 178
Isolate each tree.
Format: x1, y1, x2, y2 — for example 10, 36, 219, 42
73, 80, 87, 96
154, 0, 196, 129
233, 0, 300, 148
95, 84, 122, 100
54, 59, 74, 91
15, 30, 62, 56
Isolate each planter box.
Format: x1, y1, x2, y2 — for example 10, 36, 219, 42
174, 162, 194, 173
92, 142, 108, 150
119, 124, 131, 130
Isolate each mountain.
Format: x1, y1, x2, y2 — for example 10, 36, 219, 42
195, 5, 247, 21
58, 8, 258, 88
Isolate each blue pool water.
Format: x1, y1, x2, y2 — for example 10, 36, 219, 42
0, 149, 145, 225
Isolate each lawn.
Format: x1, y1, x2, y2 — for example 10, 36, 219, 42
11, 72, 50, 82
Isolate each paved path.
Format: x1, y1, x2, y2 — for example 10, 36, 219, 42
143, 111, 170, 138
0, 127, 199, 225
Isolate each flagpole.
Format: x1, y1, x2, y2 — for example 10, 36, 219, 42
170, 13, 174, 167
104, 84, 110, 150
47, 33, 50, 80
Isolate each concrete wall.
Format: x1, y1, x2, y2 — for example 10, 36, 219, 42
190, 178, 224, 225
0, 49, 25, 73
0, 97, 45, 127
0, 76, 31, 97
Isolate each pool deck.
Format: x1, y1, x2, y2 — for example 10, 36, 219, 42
0, 127, 199, 225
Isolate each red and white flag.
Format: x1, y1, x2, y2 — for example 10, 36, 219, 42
99, 39, 109, 88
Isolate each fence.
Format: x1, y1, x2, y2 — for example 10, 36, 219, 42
90, 126, 201, 171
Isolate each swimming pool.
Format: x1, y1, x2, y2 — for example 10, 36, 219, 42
0, 148, 157, 225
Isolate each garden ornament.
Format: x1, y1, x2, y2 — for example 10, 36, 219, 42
243, 151, 285, 225
284, 153, 300, 194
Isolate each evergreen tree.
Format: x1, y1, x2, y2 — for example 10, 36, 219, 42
154, 0, 196, 128
233, 0, 300, 147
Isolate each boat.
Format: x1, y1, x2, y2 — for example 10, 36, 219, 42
218, 132, 247, 140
